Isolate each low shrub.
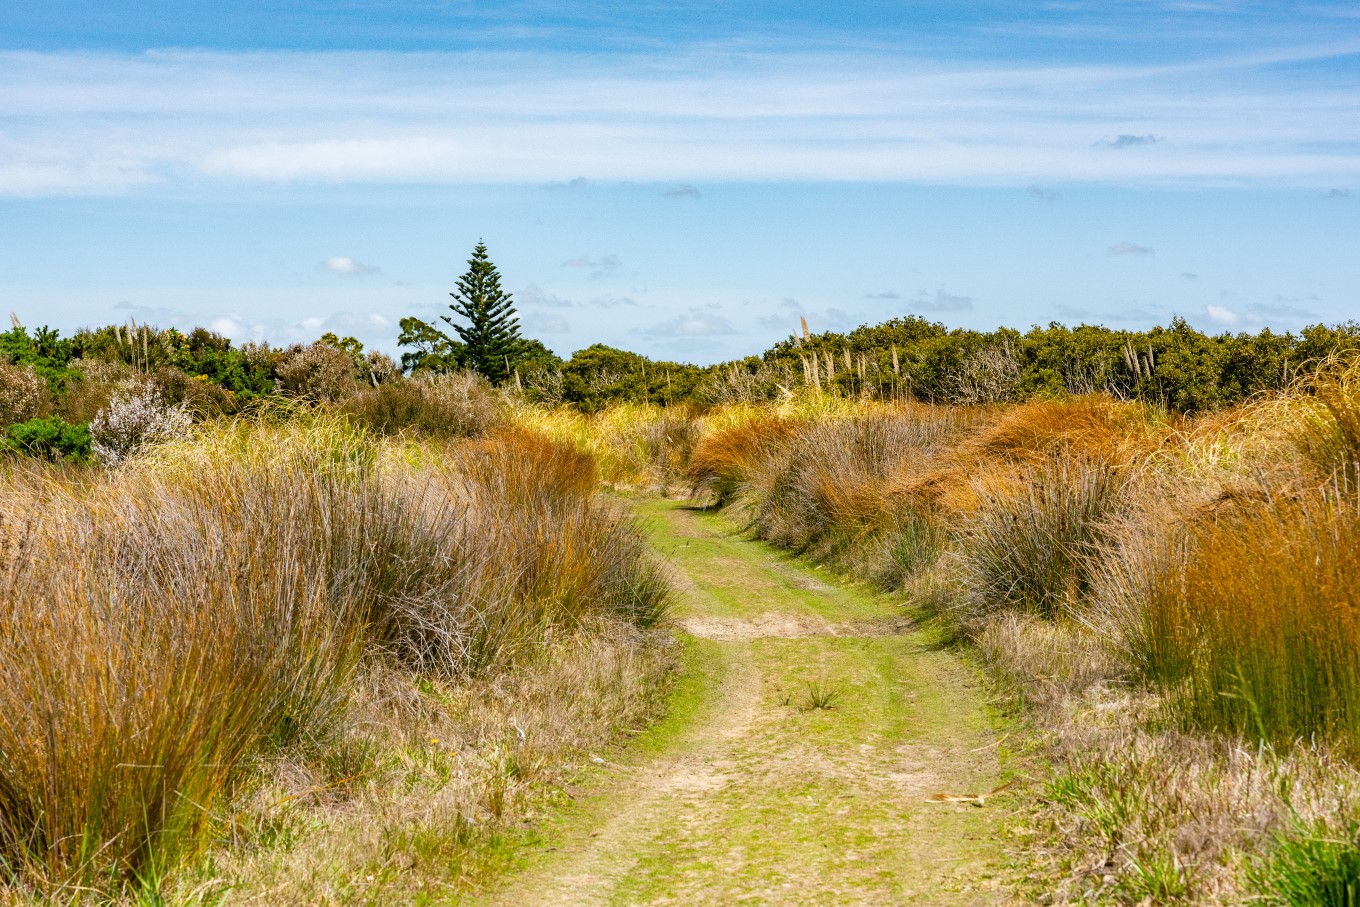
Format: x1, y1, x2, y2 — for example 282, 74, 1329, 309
150, 366, 239, 416
90, 387, 193, 466
343, 371, 504, 439
2, 415, 91, 463
0, 362, 50, 425
275, 342, 359, 402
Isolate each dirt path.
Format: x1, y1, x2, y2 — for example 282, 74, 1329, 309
483, 500, 1014, 906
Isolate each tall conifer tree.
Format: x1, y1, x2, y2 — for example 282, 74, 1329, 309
442, 241, 521, 385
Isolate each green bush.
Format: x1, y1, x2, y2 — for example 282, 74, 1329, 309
3, 416, 92, 463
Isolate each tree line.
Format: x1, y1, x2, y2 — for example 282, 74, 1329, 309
5, 242, 1359, 426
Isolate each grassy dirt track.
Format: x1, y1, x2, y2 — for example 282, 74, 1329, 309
482, 499, 1016, 906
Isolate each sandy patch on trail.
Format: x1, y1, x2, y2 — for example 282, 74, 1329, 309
678, 613, 913, 640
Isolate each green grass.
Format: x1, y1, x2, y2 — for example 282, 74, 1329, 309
1253, 816, 1360, 907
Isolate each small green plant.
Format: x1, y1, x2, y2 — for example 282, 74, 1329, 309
877, 508, 944, 587
1120, 845, 1193, 904
1044, 760, 1149, 853
800, 678, 842, 711
1252, 816, 1360, 907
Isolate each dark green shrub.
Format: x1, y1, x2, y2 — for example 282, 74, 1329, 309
3, 416, 92, 463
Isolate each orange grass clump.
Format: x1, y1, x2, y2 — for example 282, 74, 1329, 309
1122, 482, 1360, 750
685, 414, 797, 506
961, 395, 1165, 466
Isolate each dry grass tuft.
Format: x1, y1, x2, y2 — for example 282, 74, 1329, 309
960, 395, 1165, 466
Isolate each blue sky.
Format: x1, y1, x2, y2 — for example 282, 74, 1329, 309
2, 2, 1357, 363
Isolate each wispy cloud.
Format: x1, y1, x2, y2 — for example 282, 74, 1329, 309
1027, 184, 1063, 202
756, 297, 855, 333
637, 305, 737, 339
1108, 241, 1155, 255
1054, 303, 1095, 319
3, 42, 1360, 195
520, 311, 571, 334
1096, 133, 1163, 148
517, 283, 574, 307
911, 289, 974, 312
561, 254, 622, 279
585, 294, 638, 308
864, 291, 901, 300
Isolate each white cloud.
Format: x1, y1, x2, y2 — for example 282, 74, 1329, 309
210, 315, 249, 338
321, 255, 381, 276
1206, 303, 1240, 324
2, 42, 1360, 195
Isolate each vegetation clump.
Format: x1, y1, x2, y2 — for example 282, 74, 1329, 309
0, 410, 670, 901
